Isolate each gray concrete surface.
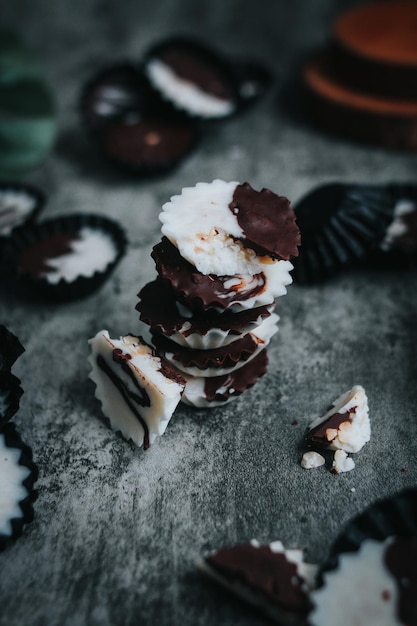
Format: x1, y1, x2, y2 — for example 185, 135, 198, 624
1, 1, 417, 625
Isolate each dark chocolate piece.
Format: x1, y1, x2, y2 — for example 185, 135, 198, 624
206, 543, 312, 614
137, 277, 271, 339
0, 183, 45, 239
229, 182, 300, 261
18, 232, 77, 278
305, 409, 355, 449
152, 237, 266, 310
151, 328, 261, 371
203, 349, 268, 403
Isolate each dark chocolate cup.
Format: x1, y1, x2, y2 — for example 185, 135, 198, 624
80, 62, 200, 176
80, 62, 160, 130
143, 36, 241, 120
0, 371, 24, 425
321, 488, 417, 579
97, 113, 199, 176
0, 182, 45, 262
0, 324, 25, 372
0, 421, 38, 551
2, 213, 127, 301
292, 183, 396, 284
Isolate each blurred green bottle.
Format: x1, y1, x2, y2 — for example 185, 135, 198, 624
0, 29, 56, 179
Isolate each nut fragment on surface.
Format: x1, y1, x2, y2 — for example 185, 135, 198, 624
332, 450, 355, 474
301, 451, 325, 469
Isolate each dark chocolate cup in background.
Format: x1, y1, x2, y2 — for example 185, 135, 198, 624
1, 213, 128, 301
80, 62, 200, 175
292, 183, 396, 284
0, 182, 46, 262
142, 36, 241, 120
0, 422, 38, 551
320, 488, 417, 581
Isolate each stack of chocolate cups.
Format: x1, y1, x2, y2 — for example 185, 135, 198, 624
137, 180, 300, 407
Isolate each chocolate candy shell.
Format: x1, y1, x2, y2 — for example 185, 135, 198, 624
143, 36, 240, 120
2, 213, 127, 301
292, 183, 395, 283
0, 422, 38, 550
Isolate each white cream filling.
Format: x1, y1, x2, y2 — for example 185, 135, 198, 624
146, 59, 235, 118
88, 330, 185, 448
0, 190, 36, 236
381, 199, 416, 251
310, 539, 399, 626
308, 385, 370, 454
42, 227, 117, 284
0, 433, 31, 537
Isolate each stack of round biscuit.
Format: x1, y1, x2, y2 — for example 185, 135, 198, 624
137, 180, 300, 407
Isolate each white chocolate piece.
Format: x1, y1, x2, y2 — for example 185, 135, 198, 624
310, 539, 399, 626
160, 180, 287, 277
301, 451, 325, 469
164, 313, 278, 377
88, 330, 185, 449
146, 59, 236, 119
0, 433, 31, 537
307, 385, 370, 454
43, 227, 117, 284
332, 450, 355, 474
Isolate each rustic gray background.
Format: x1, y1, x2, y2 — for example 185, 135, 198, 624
1, 1, 417, 625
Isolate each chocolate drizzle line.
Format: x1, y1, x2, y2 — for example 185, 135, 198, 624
96, 348, 151, 450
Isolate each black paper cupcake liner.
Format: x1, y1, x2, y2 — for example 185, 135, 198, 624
80, 62, 200, 175
0, 421, 38, 550
0, 324, 25, 372
292, 183, 395, 284
0, 371, 24, 426
322, 488, 417, 577
2, 213, 128, 301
